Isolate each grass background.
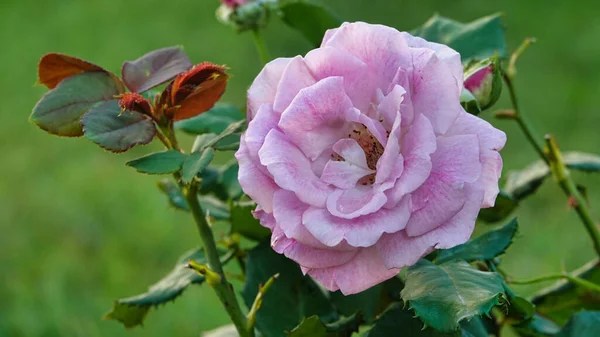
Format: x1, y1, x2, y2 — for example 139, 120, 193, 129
1, 0, 600, 335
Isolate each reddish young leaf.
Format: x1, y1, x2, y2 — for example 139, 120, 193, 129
38, 53, 106, 89
118, 93, 153, 117
121, 46, 193, 93
168, 63, 229, 121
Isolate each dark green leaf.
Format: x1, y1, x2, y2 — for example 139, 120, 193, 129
412, 13, 506, 62
104, 248, 205, 328
513, 314, 560, 337
242, 240, 337, 337
81, 100, 156, 152
175, 103, 244, 135
199, 195, 230, 220
288, 314, 361, 337
182, 148, 215, 184
278, 0, 343, 47
564, 152, 600, 173
214, 133, 241, 151
556, 311, 600, 337
366, 303, 460, 337
401, 260, 505, 332
459, 317, 492, 337
121, 46, 192, 93
156, 179, 189, 211
230, 201, 270, 241
220, 160, 244, 200
330, 284, 382, 324
31, 71, 122, 136
126, 150, 186, 175
436, 218, 518, 264
478, 191, 519, 223
504, 161, 549, 200
532, 260, 600, 325
504, 289, 535, 324
192, 133, 218, 152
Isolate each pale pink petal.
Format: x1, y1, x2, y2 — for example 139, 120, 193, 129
252, 207, 275, 230
278, 77, 354, 160
259, 129, 333, 207
321, 161, 374, 189
384, 114, 436, 207
303, 196, 411, 247
308, 246, 399, 295
345, 107, 388, 147
377, 84, 406, 128
244, 104, 279, 160
388, 68, 415, 126
404, 134, 482, 237
273, 56, 317, 113
332, 138, 370, 168
410, 48, 462, 134
247, 58, 290, 120
375, 114, 402, 184
235, 138, 279, 212
445, 112, 507, 207
377, 184, 484, 269
326, 187, 388, 219
304, 46, 375, 111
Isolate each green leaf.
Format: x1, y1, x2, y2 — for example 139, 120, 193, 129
199, 195, 230, 220
31, 71, 122, 136
175, 103, 244, 135
513, 314, 560, 337
436, 218, 518, 264
412, 13, 506, 62
192, 133, 218, 152
532, 260, 600, 325
504, 161, 550, 200
478, 191, 519, 223
329, 284, 382, 324
126, 150, 186, 175
182, 148, 215, 184
564, 152, 600, 173
366, 303, 460, 337
242, 240, 338, 337
401, 260, 506, 332
219, 160, 244, 200
104, 248, 205, 328
556, 311, 600, 337
81, 100, 156, 152
278, 0, 343, 47
121, 46, 192, 93
157, 179, 189, 211
288, 314, 361, 337
214, 133, 241, 151
230, 201, 270, 241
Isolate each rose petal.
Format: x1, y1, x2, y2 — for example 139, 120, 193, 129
326, 187, 388, 219
278, 77, 354, 160
273, 56, 317, 113
247, 58, 290, 120
259, 129, 333, 207
236, 138, 279, 213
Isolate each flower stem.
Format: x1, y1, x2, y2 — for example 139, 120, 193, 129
246, 273, 279, 332
251, 29, 270, 65
545, 135, 600, 256
184, 183, 251, 337
508, 273, 600, 293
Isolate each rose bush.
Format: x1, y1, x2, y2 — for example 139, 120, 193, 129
236, 22, 506, 294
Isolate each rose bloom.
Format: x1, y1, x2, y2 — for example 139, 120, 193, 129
236, 22, 506, 294
221, 0, 248, 7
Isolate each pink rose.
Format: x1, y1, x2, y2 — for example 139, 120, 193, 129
236, 22, 506, 294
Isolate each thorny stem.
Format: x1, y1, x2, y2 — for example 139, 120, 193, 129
508, 273, 600, 293
545, 136, 600, 257
251, 29, 271, 65
502, 39, 600, 258
247, 273, 279, 332
184, 183, 251, 337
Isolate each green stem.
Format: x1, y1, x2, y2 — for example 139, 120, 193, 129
184, 183, 251, 337
251, 29, 270, 65
545, 136, 600, 257
508, 273, 600, 293
246, 273, 279, 332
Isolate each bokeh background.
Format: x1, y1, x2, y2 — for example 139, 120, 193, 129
2, 0, 600, 336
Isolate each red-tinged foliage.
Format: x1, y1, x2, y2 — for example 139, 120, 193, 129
118, 93, 153, 117
38, 53, 105, 89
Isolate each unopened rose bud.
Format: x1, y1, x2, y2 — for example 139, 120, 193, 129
216, 0, 271, 32
462, 57, 502, 115
118, 93, 153, 116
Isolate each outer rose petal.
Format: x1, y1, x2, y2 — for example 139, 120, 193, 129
307, 246, 399, 295
244, 104, 279, 163
235, 138, 279, 213
273, 56, 316, 113
377, 184, 485, 269
247, 58, 290, 120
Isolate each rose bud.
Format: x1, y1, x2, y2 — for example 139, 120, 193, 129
462, 56, 502, 115
117, 93, 153, 117
216, 0, 270, 32
220, 0, 249, 7
164, 62, 229, 121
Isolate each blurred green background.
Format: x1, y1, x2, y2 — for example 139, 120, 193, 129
2, 0, 600, 336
